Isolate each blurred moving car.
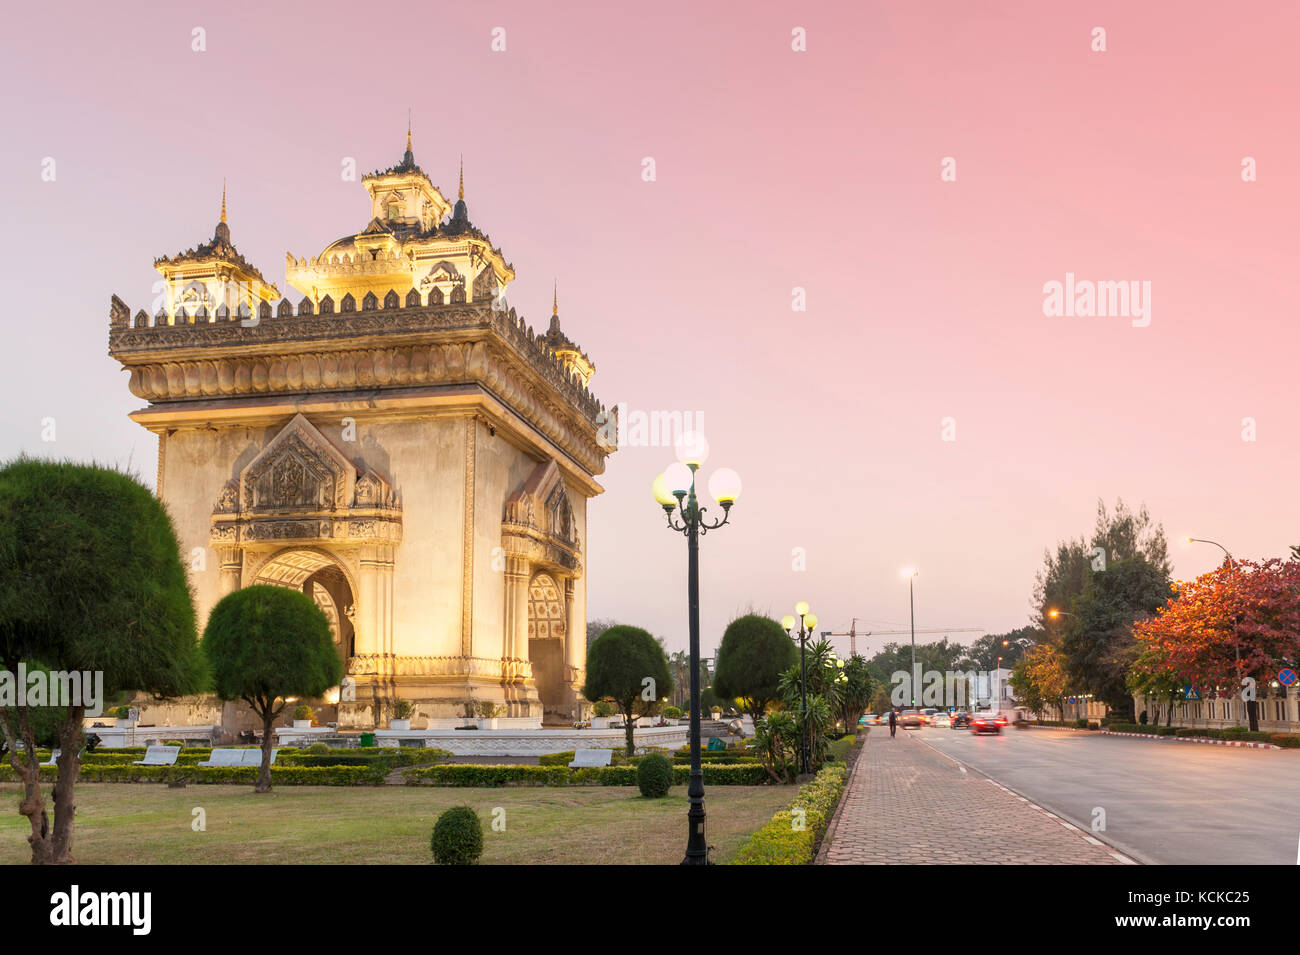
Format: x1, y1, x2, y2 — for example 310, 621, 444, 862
951, 713, 972, 729
899, 708, 923, 729
930, 712, 952, 728
970, 713, 1008, 735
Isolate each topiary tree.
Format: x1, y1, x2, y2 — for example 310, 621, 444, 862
0, 458, 205, 864
201, 585, 341, 793
713, 614, 798, 722
582, 625, 672, 755
431, 805, 484, 864
637, 752, 674, 797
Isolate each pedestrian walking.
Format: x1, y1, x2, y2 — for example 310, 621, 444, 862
888, 706, 897, 738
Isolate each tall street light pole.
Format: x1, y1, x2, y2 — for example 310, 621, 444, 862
902, 569, 919, 705
782, 605, 819, 776
1188, 537, 1245, 728
653, 434, 742, 866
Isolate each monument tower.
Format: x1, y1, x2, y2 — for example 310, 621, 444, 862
107, 133, 611, 728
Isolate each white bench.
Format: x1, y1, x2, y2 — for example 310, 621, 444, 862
568, 749, 613, 768
197, 748, 278, 767
132, 745, 180, 766
41, 749, 59, 767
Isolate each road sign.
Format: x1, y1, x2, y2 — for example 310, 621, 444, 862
1280, 668, 1298, 687
1182, 685, 1201, 701
1067, 696, 1077, 704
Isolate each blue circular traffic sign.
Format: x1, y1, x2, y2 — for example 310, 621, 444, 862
1279, 668, 1297, 687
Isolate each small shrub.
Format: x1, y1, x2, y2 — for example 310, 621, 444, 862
307, 742, 330, 754
1138, 711, 1148, 724
1086, 722, 1100, 731
112, 705, 131, 719
431, 806, 484, 865
592, 700, 616, 718
662, 705, 683, 720
637, 753, 673, 798
1073, 718, 1089, 729
393, 700, 414, 720
1270, 733, 1300, 748
293, 704, 314, 722
475, 701, 500, 719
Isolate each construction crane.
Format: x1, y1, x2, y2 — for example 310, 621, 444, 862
819, 617, 983, 657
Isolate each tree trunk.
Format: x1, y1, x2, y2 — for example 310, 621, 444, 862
1247, 698, 1259, 733
256, 710, 275, 793
623, 714, 635, 757
47, 707, 84, 864
5, 709, 53, 864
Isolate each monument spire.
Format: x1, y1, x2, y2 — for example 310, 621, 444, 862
220, 179, 227, 224
458, 155, 464, 201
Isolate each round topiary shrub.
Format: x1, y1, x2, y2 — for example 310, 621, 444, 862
307, 742, 330, 754
637, 753, 673, 798
431, 806, 483, 865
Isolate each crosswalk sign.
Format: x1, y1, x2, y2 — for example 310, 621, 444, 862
1183, 685, 1201, 700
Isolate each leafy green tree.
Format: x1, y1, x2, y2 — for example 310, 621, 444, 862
959, 628, 1039, 671
582, 625, 672, 755
712, 615, 798, 722
837, 656, 875, 729
201, 585, 341, 792
1033, 498, 1170, 628
865, 637, 971, 703
1058, 557, 1171, 719
0, 459, 204, 864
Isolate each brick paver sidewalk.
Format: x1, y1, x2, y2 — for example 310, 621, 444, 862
817, 731, 1131, 864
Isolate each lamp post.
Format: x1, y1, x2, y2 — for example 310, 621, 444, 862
1187, 537, 1244, 727
902, 569, 919, 705
781, 604, 819, 776
653, 433, 741, 866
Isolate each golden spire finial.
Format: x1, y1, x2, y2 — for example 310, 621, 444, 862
220, 179, 227, 224
458, 155, 464, 200
553, 280, 558, 316
406, 109, 412, 152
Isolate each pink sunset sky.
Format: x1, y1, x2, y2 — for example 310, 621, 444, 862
1, 0, 1296, 657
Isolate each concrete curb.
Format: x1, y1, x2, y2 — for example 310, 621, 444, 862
1100, 730, 1278, 749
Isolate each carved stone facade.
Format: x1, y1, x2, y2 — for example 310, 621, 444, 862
108, 138, 611, 728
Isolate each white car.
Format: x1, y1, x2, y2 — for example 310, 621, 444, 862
929, 712, 952, 728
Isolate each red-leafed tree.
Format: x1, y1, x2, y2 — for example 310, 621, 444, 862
1131, 558, 1300, 731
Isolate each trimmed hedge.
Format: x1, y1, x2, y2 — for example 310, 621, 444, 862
728, 764, 849, 865
637, 753, 673, 797
401, 763, 770, 787
0, 764, 385, 785
1270, 734, 1300, 748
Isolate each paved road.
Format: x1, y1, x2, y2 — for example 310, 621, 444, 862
915, 726, 1300, 864
818, 730, 1123, 864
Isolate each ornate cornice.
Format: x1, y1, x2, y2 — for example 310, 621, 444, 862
108, 298, 609, 476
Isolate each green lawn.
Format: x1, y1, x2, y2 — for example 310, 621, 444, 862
0, 783, 793, 865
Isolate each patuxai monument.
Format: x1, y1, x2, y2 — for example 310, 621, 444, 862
106, 132, 611, 732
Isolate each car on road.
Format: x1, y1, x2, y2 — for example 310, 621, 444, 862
951, 713, 972, 729
898, 708, 924, 729
930, 712, 952, 728
970, 712, 1008, 735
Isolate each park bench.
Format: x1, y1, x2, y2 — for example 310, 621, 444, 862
196, 748, 278, 767
242, 748, 277, 766
132, 745, 180, 766
40, 749, 59, 766
197, 748, 244, 767
568, 749, 613, 769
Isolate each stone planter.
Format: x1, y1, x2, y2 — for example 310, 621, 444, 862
293, 720, 312, 729
390, 719, 411, 731
476, 718, 499, 730
590, 717, 610, 730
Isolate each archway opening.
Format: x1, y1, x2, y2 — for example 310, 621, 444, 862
250, 548, 355, 704
527, 571, 567, 722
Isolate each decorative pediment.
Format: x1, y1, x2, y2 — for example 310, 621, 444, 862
240, 414, 355, 513
418, 261, 462, 291
211, 415, 402, 549
502, 458, 581, 573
